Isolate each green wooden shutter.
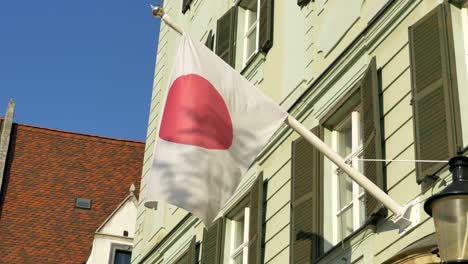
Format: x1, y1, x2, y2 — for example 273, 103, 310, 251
201, 218, 224, 264
215, 7, 238, 68
290, 126, 323, 263
248, 173, 264, 264
259, 0, 274, 53
174, 252, 188, 264
205, 30, 215, 51
360, 57, 385, 219
297, 0, 311, 7
408, 3, 461, 184
182, 0, 193, 14
188, 236, 197, 264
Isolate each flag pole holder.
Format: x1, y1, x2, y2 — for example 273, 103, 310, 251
150, 6, 419, 233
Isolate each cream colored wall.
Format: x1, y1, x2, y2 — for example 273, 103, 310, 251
133, 0, 464, 263
87, 199, 137, 264
87, 235, 133, 264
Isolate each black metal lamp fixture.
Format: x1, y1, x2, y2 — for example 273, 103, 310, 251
424, 155, 468, 263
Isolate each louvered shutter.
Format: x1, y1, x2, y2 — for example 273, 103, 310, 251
360, 57, 385, 219
248, 174, 264, 264
290, 126, 323, 263
201, 218, 224, 264
297, 0, 311, 7
215, 7, 238, 68
259, 0, 274, 53
205, 30, 215, 51
182, 0, 193, 14
408, 3, 461, 184
174, 252, 188, 264
188, 236, 197, 264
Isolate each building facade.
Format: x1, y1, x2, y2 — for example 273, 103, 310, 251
133, 0, 468, 263
0, 101, 145, 264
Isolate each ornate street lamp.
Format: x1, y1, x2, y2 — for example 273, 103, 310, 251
424, 155, 468, 263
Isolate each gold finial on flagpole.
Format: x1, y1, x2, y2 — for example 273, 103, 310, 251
150, 4, 184, 35
150, 4, 165, 18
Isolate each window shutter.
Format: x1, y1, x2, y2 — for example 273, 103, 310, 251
248, 173, 264, 264
188, 236, 197, 264
297, 0, 311, 7
408, 3, 461, 184
360, 57, 385, 219
201, 218, 224, 264
215, 7, 238, 68
259, 0, 274, 53
290, 126, 323, 263
205, 30, 215, 51
182, 0, 193, 14
174, 252, 188, 264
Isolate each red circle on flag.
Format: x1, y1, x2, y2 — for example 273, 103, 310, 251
159, 74, 233, 150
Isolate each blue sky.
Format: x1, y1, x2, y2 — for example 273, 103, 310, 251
0, 0, 162, 141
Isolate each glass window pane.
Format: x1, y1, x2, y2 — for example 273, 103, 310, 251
234, 216, 245, 248
247, 11, 257, 28
338, 119, 352, 157
234, 253, 243, 264
359, 195, 366, 226
115, 250, 131, 264
246, 29, 257, 61
338, 172, 353, 206
337, 207, 353, 240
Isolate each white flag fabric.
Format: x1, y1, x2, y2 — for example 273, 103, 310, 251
145, 33, 287, 227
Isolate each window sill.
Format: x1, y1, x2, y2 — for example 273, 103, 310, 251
316, 211, 386, 263
240, 51, 265, 80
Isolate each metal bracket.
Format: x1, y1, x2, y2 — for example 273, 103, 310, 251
392, 197, 420, 234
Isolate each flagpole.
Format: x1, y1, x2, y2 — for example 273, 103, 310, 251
150, 7, 415, 229
151, 5, 184, 35
285, 116, 404, 215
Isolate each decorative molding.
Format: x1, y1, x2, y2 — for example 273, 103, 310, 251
138, 215, 198, 264
257, 0, 420, 164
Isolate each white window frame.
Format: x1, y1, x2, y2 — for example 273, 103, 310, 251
229, 207, 250, 264
242, 0, 260, 67
330, 110, 365, 244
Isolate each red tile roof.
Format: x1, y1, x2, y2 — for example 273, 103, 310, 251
0, 122, 144, 264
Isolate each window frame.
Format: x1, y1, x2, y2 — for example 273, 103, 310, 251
240, 0, 260, 67
320, 84, 366, 248
108, 243, 132, 264
229, 207, 250, 264
330, 110, 365, 244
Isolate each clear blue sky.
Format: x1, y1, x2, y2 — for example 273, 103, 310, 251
0, 0, 162, 141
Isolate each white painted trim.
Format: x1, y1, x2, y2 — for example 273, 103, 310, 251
328, 110, 367, 244
229, 207, 250, 264
242, 0, 260, 67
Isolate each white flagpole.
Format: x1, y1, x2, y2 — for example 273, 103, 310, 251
151, 5, 184, 35
150, 7, 415, 229
285, 116, 405, 216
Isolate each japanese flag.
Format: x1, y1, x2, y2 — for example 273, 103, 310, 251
145, 33, 287, 226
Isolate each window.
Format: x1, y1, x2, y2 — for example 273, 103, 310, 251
215, 0, 274, 69
109, 244, 132, 264
114, 250, 131, 264
330, 110, 365, 244
228, 208, 250, 264
240, 0, 259, 65
195, 242, 201, 264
